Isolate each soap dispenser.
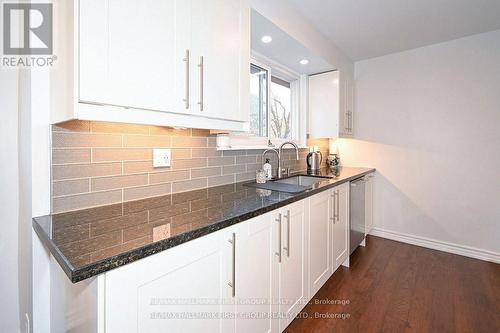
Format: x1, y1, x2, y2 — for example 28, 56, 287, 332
263, 158, 272, 179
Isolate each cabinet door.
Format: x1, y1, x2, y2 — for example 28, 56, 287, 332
308, 191, 333, 297
277, 200, 308, 332
80, 0, 185, 113
104, 228, 235, 333
342, 78, 354, 135
79, 0, 108, 104
333, 183, 350, 271
308, 71, 340, 138
235, 213, 274, 333
189, 0, 250, 122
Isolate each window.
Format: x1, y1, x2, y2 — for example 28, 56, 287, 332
249, 61, 296, 141
228, 58, 306, 150
250, 64, 268, 136
269, 76, 292, 139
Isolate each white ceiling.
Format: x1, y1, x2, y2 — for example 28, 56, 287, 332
289, 0, 500, 61
251, 10, 334, 75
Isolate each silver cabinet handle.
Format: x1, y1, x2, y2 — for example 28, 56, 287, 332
283, 210, 290, 257
330, 193, 335, 223
198, 56, 204, 111
275, 213, 282, 263
183, 49, 190, 109
334, 190, 337, 222
336, 190, 340, 222
227, 232, 236, 297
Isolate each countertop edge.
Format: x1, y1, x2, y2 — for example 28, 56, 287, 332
34, 168, 376, 283
32, 218, 77, 281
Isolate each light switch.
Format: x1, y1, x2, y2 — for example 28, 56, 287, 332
153, 148, 171, 168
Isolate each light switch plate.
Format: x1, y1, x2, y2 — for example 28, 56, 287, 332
153, 148, 171, 168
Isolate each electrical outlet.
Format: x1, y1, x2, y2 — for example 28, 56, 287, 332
153, 224, 171, 242
153, 148, 171, 168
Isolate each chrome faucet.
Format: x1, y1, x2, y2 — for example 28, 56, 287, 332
278, 141, 300, 179
261, 142, 300, 179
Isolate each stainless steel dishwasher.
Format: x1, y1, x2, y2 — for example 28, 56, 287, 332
350, 176, 367, 255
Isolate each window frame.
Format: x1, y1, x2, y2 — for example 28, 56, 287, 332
216, 55, 307, 151
249, 60, 271, 137
249, 55, 303, 146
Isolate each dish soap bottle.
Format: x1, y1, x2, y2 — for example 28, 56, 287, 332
263, 158, 272, 179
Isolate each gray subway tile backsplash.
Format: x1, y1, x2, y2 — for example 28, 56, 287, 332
51, 120, 329, 213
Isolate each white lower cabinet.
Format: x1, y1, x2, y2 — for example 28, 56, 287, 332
104, 225, 237, 333
234, 212, 274, 333
308, 190, 333, 297
332, 183, 350, 271
103, 212, 276, 333
271, 200, 308, 333
307, 183, 350, 302
102, 187, 356, 333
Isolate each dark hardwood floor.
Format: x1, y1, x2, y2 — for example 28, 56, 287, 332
285, 236, 500, 333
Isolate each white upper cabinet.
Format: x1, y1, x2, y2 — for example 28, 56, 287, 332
308, 71, 356, 138
341, 78, 355, 136
79, 0, 108, 105
189, 0, 250, 122
308, 71, 340, 138
55, 0, 250, 130
80, 0, 182, 113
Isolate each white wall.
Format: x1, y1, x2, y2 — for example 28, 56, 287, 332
338, 29, 500, 260
1, 1, 34, 328
0, 67, 22, 333
0, 70, 33, 333
31, 67, 52, 333
19, 69, 34, 333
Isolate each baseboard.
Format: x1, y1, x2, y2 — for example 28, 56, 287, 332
369, 227, 500, 264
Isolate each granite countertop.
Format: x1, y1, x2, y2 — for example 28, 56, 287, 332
33, 166, 375, 283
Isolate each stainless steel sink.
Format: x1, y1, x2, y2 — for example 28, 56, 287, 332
273, 175, 326, 187
244, 175, 328, 193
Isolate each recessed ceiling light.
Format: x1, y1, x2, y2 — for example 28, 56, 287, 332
261, 35, 272, 44
299, 59, 309, 65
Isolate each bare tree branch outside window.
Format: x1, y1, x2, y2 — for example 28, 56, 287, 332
250, 64, 292, 139
270, 81, 291, 139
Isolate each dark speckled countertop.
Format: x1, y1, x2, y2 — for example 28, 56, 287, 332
33, 166, 375, 283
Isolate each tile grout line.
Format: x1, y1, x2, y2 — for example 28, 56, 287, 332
51, 120, 326, 212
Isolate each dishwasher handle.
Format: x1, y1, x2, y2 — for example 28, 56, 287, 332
350, 176, 367, 187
